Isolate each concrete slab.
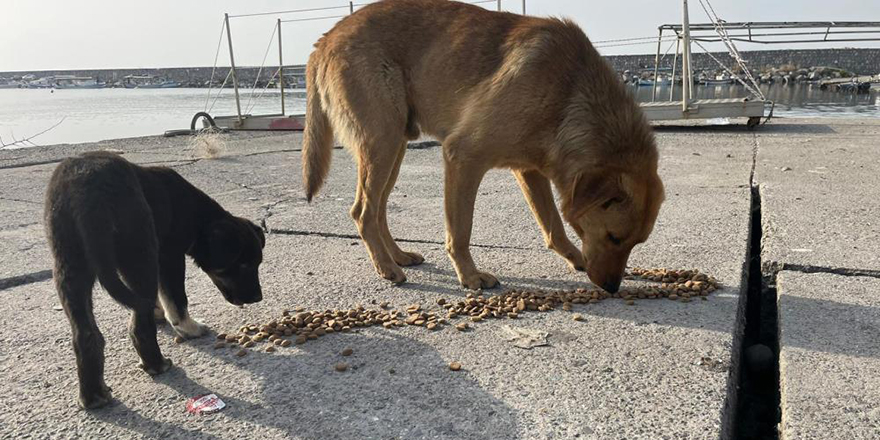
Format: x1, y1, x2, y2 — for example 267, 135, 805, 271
755, 118, 880, 272
0, 118, 759, 438
776, 271, 880, 440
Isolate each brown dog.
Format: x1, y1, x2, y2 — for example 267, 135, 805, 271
302, 0, 664, 292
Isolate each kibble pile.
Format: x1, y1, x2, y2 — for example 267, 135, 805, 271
211, 268, 719, 357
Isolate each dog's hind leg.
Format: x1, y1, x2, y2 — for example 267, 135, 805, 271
327, 58, 412, 283
378, 142, 425, 267
158, 252, 207, 339
117, 231, 172, 375
514, 170, 587, 272
349, 139, 409, 284
55, 263, 113, 409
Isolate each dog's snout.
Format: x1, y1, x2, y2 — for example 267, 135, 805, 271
601, 278, 621, 294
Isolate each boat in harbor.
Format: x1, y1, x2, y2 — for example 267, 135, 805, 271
122, 75, 181, 89
700, 74, 734, 86
53, 75, 107, 89
638, 77, 672, 87
0, 78, 22, 89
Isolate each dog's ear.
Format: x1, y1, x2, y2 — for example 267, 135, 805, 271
251, 223, 266, 248
565, 171, 627, 221
192, 219, 242, 270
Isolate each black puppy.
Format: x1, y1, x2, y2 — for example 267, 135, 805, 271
44, 151, 265, 409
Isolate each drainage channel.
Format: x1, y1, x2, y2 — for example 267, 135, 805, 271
733, 184, 781, 440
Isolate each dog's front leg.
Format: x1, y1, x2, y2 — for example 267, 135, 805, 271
513, 170, 587, 272
158, 252, 208, 339
443, 159, 498, 290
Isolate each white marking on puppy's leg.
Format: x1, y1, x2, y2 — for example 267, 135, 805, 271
158, 293, 208, 339
153, 303, 166, 322
174, 315, 208, 339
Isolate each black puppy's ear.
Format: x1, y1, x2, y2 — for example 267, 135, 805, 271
251, 222, 266, 248
192, 220, 242, 270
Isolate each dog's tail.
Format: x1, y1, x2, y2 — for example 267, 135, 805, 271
77, 215, 145, 311
302, 54, 334, 203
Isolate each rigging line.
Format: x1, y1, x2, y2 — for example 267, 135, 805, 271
207, 70, 233, 114
658, 38, 677, 62
280, 14, 349, 23
697, 0, 765, 99
229, 5, 350, 19
594, 40, 675, 48
593, 35, 678, 44
244, 23, 279, 113
692, 40, 763, 99
205, 19, 226, 112
245, 68, 281, 115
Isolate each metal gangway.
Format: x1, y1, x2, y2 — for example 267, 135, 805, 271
633, 0, 880, 127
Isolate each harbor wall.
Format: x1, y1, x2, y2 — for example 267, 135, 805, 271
3, 49, 879, 85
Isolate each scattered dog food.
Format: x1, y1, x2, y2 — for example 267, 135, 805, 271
449, 362, 462, 371
217, 268, 719, 355
341, 348, 353, 356
335, 362, 348, 372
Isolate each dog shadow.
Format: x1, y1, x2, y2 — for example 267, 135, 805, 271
95, 329, 521, 440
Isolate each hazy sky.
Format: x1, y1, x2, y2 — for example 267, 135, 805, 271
2, 0, 879, 71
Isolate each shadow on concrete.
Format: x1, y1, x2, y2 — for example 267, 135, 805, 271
652, 123, 836, 134
90, 399, 225, 440
779, 292, 880, 360
94, 330, 520, 440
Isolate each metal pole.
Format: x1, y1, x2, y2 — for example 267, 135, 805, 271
277, 19, 285, 115
350, 1, 354, 14
522, 0, 526, 14
670, 36, 680, 101
651, 28, 662, 101
225, 13, 243, 123
497, 0, 501, 11
681, 0, 692, 111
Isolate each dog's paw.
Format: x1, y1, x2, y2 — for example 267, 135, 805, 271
393, 251, 425, 267
140, 357, 173, 376
79, 385, 114, 410
173, 317, 209, 339
377, 264, 407, 285
460, 271, 499, 290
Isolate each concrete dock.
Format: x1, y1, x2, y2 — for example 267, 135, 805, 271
0, 118, 877, 439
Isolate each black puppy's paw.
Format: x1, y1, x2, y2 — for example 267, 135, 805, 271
139, 357, 173, 376
173, 317, 209, 339
79, 385, 114, 410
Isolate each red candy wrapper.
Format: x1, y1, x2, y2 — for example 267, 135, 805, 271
185, 394, 226, 415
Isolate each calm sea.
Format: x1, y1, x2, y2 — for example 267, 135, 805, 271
1, 84, 878, 147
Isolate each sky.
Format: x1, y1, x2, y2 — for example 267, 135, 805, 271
2, 0, 879, 72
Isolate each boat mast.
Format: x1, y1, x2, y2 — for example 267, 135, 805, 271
225, 13, 243, 124
277, 19, 285, 115
681, 0, 693, 112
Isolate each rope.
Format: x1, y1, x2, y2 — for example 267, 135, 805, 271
245, 68, 281, 115
207, 69, 233, 114
692, 40, 763, 98
593, 35, 677, 44
243, 23, 279, 113
205, 19, 226, 112
696, 0, 765, 100
229, 5, 350, 18
280, 14, 349, 23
